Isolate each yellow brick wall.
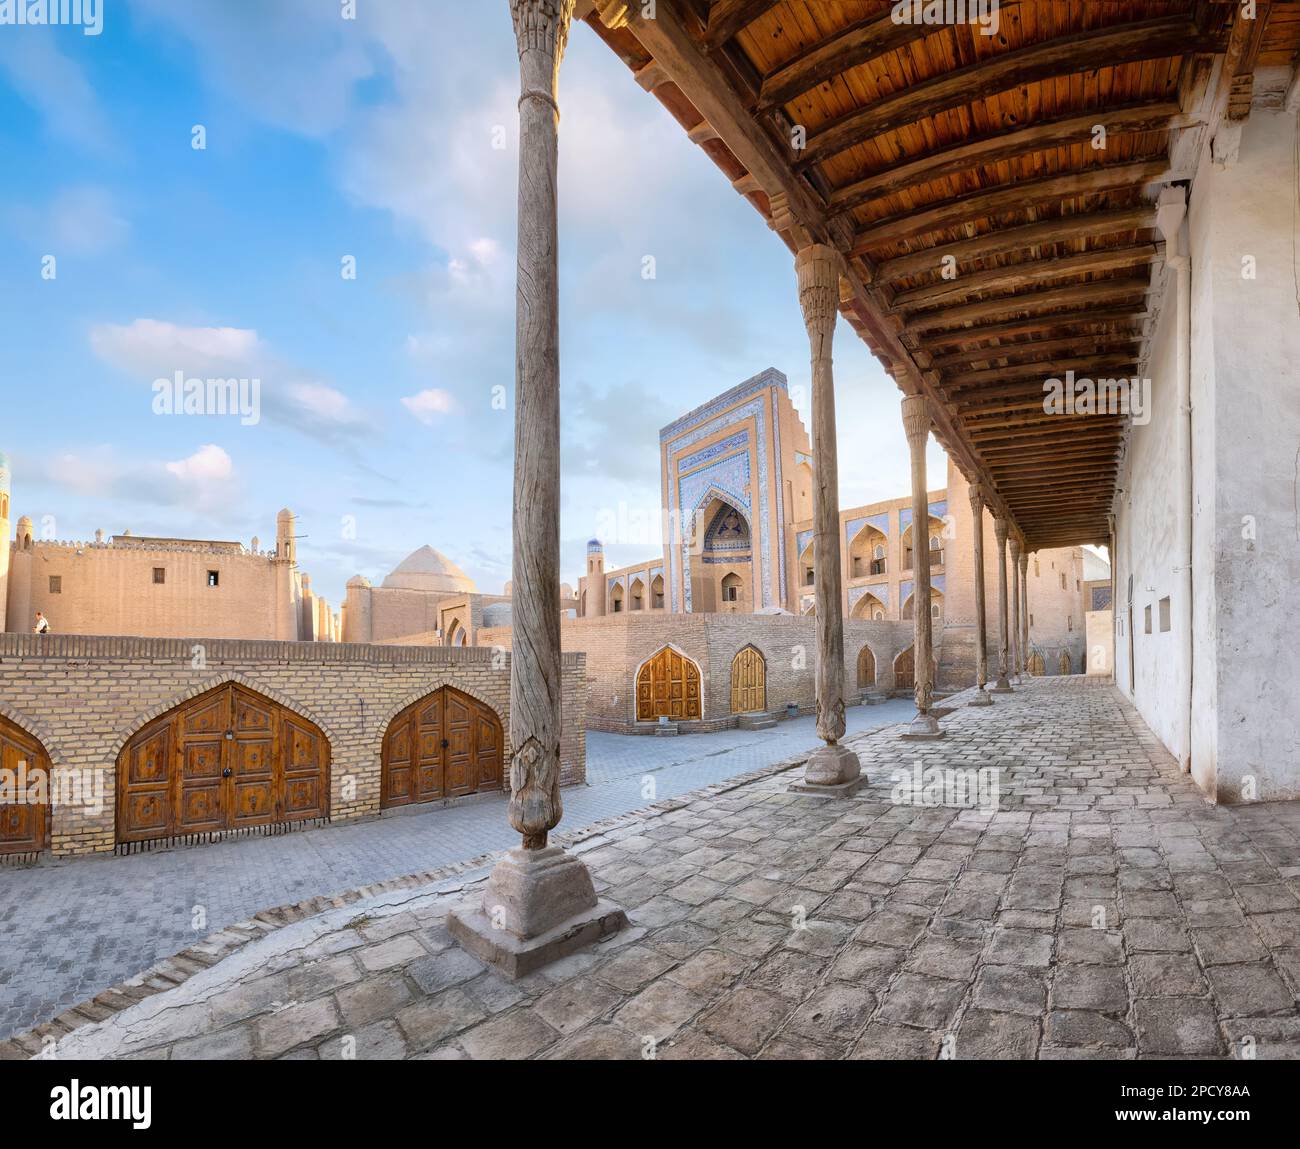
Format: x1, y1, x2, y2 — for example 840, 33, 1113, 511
0, 635, 586, 857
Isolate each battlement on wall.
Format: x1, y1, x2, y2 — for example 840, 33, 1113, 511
0, 632, 586, 670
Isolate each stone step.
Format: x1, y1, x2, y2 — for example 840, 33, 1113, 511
736, 713, 777, 731
860, 692, 890, 705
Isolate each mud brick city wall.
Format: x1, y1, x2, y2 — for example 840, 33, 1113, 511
0, 635, 585, 857
558, 613, 919, 733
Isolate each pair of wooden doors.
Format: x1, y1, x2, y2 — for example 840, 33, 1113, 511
116, 684, 329, 845
636, 646, 701, 722
381, 687, 503, 809
729, 646, 766, 713
1, 715, 49, 855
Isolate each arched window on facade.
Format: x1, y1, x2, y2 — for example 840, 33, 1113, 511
610, 583, 624, 613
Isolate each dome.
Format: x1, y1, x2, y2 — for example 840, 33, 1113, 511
481, 602, 513, 627
586, 538, 603, 552
382, 545, 477, 594
346, 574, 372, 589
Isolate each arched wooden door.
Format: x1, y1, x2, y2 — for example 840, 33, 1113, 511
730, 646, 766, 713
381, 686, 502, 809
894, 646, 915, 691
1058, 651, 1072, 675
857, 645, 876, 689
1, 715, 50, 855
636, 647, 701, 722
116, 684, 329, 846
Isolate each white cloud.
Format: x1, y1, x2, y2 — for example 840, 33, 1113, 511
0, 34, 114, 153
289, 382, 361, 426
90, 319, 263, 378
401, 388, 458, 425
165, 444, 234, 483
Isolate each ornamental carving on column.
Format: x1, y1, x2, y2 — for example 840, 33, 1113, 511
511, 0, 575, 60
901, 393, 930, 448
796, 244, 842, 342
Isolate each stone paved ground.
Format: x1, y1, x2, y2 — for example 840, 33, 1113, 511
0, 699, 913, 1040
34, 679, 1300, 1060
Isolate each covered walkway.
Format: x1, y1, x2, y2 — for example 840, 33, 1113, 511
26, 678, 1300, 1060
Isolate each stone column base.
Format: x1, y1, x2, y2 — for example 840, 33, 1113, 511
968, 688, 994, 707
901, 711, 945, 740
990, 676, 1014, 694
447, 846, 627, 979
799, 742, 861, 789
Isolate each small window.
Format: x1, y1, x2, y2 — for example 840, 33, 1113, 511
207, 570, 220, 587
804, 567, 814, 586
1030, 613, 1034, 627
1034, 560, 1040, 577
1060, 572, 1066, 590
1068, 615, 1073, 631
1144, 605, 1152, 634
153, 567, 166, 585
723, 585, 739, 602
1159, 597, 1171, 632
931, 602, 941, 620
873, 609, 884, 621
48, 575, 61, 594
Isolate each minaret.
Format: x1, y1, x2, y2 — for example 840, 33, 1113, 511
586, 538, 605, 617
273, 508, 299, 641
0, 451, 11, 632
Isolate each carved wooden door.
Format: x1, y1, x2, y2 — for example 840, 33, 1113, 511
382, 688, 502, 809
730, 647, 766, 713
117, 684, 329, 845
0, 715, 49, 855
637, 647, 701, 722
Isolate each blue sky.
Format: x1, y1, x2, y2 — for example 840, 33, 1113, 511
0, 0, 944, 606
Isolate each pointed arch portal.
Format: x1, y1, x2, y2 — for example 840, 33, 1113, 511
115, 683, 329, 847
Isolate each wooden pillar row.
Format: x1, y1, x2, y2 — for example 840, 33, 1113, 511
901, 394, 943, 738
968, 480, 993, 706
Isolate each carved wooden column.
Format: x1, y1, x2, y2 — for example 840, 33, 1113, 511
1009, 534, 1022, 683
990, 517, 1013, 692
449, 0, 626, 976
794, 244, 861, 788
967, 480, 992, 706
901, 394, 943, 738
1019, 549, 1030, 678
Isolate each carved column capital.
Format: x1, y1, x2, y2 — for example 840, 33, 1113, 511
795, 244, 842, 342
901, 393, 930, 450
968, 479, 985, 515
994, 516, 1009, 546
1009, 534, 1022, 563
1018, 551, 1029, 574
511, 0, 575, 107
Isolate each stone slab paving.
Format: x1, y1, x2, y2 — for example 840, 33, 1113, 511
0, 699, 914, 1040
25, 678, 1300, 1060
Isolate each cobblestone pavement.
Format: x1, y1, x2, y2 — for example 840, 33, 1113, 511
35, 679, 1300, 1060
0, 700, 914, 1040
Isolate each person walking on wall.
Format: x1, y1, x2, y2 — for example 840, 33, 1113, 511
33, 611, 50, 635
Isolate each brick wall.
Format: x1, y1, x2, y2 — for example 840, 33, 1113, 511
557, 613, 919, 733
0, 635, 585, 857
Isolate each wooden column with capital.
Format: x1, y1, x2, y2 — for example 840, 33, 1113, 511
448, 0, 627, 975
990, 517, 1014, 692
901, 394, 943, 738
1019, 549, 1030, 679
968, 480, 993, 706
1009, 534, 1022, 684
794, 244, 861, 790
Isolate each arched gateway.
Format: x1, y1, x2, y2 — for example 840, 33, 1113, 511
116, 683, 329, 846
381, 686, 503, 808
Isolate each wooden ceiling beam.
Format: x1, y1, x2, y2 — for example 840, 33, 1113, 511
918, 307, 1151, 350
945, 355, 1141, 391
904, 279, 1151, 335
929, 333, 1144, 372
891, 244, 1159, 311
828, 102, 1189, 219
700, 0, 782, 52
795, 17, 1216, 170
853, 159, 1170, 253
877, 207, 1157, 283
